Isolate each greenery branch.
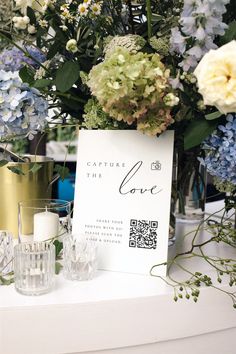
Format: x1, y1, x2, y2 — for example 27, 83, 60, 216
150, 205, 236, 308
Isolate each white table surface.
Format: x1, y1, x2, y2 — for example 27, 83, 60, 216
1, 201, 236, 354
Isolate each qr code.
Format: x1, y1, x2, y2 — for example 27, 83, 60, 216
129, 219, 158, 249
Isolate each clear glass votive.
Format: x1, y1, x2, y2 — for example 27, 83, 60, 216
0, 230, 13, 275
63, 236, 98, 281
18, 199, 71, 243
14, 242, 55, 296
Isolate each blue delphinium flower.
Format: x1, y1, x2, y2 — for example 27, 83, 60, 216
0, 46, 46, 72
0, 70, 48, 140
170, 0, 229, 72
201, 114, 236, 185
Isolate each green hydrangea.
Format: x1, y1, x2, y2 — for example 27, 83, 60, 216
104, 34, 146, 58
149, 36, 170, 57
83, 98, 120, 130
87, 47, 178, 135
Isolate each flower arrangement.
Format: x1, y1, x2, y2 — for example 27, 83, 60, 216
0, 0, 235, 304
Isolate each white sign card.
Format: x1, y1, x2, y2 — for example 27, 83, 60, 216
73, 130, 174, 276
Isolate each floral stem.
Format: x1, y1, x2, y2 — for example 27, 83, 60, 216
146, 0, 152, 39
50, 91, 86, 104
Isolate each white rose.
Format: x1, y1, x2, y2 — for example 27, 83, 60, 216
194, 41, 236, 114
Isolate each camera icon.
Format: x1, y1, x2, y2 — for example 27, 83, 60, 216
151, 161, 161, 171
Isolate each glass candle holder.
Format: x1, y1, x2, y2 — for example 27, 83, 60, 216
63, 236, 98, 281
0, 230, 13, 275
18, 199, 71, 243
14, 242, 55, 296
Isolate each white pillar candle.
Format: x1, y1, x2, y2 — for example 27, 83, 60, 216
33, 209, 59, 241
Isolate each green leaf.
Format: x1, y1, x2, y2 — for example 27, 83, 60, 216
27, 6, 36, 24
205, 111, 222, 120
29, 163, 42, 174
55, 61, 80, 93
53, 239, 63, 258
19, 66, 34, 85
33, 79, 51, 89
184, 119, 219, 150
151, 13, 162, 23
36, 27, 46, 46
55, 261, 63, 275
0, 159, 9, 167
54, 164, 70, 181
220, 21, 236, 45
47, 41, 61, 60
7, 166, 25, 175
0, 275, 14, 285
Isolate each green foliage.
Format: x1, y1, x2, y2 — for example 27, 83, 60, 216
205, 111, 222, 120
53, 239, 63, 258
0, 159, 9, 167
151, 200, 236, 309
11, 139, 28, 155
184, 119, 219, 150
55, 61, 80, 93
0, 274, 14, 285
54, 164, 70, 181
220, 20, 236, 44
33, 79, 51, 89
27, 6, 36, 24
7, 166, 25, 175
55, 261, 63, 275
19, 66, 35, 86
28, 163, 42, 174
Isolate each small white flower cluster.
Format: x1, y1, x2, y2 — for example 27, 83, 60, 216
13, 0, 54, 33
34, 60, 50, 80
60, 3, 74, 23
0, 0, 14, 33
59, 0, 102, 31
164, 93, 180, 107
12, 0, 55, 34
78, 0, 102, 17
12, 15, 30, 30
15, 0, 52, 14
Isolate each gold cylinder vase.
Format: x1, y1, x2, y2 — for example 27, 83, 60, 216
0, 156, 54, 238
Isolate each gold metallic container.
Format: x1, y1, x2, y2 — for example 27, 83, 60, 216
0, 155, 55, 238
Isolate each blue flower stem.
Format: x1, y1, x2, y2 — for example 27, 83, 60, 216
146, 0, 152, 39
